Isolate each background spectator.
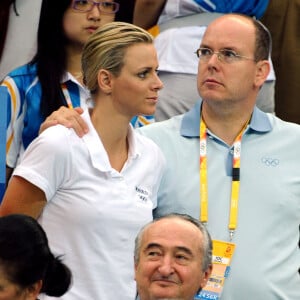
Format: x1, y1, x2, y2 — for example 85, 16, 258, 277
0, 214, 71, 299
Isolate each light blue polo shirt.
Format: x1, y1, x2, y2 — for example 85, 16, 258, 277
138, 100, 300, 299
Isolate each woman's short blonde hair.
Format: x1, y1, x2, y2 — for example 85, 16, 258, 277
82, 22, 153, 95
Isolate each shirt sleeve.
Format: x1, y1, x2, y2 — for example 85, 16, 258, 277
13, 125, 74, 200
1, 76, 25, 168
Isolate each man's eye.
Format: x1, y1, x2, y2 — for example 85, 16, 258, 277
222, 50, 237, 58
175, 254, 190, 265
201, 48, 212, 56
176, 254, 188, 260
146, 251, 162, 260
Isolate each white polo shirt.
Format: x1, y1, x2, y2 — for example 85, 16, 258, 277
14, 109, 166, 300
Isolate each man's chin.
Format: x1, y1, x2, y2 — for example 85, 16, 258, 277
138, 292, 183, 300
149, 285, 182, 300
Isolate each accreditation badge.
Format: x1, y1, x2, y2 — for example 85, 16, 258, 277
195, 240, 235, 300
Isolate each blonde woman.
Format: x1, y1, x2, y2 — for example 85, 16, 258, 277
0, 22, 165, 300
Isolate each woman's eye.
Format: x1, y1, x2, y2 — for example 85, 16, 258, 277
138, 71, 148, 79
102, 2, 114, 8
77, 0, 88, 5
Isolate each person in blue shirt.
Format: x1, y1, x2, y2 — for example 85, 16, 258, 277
137, 14, 300, 299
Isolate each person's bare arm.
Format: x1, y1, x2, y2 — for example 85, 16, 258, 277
39, 106, 88, 137
0, 176, 46, 219
133, 0, 167, 29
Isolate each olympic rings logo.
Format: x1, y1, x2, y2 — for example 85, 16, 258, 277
261, 157, 279, 167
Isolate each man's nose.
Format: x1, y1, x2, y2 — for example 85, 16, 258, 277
158, 255, 174, 276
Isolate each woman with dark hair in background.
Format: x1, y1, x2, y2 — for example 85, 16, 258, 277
115, 0, 135, 22
1, 0, 118, 185
0, 214, 71, 300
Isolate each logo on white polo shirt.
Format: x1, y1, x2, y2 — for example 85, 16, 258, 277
135, 186, 150, 203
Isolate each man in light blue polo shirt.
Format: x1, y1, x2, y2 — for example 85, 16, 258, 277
138, 14, 300, 300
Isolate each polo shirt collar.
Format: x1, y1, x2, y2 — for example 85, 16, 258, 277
61, 72, 76, 84
82, 110, 140, 172
61, 72, 86, 90
127, 124, 141, 160
180, 100, 272, 138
